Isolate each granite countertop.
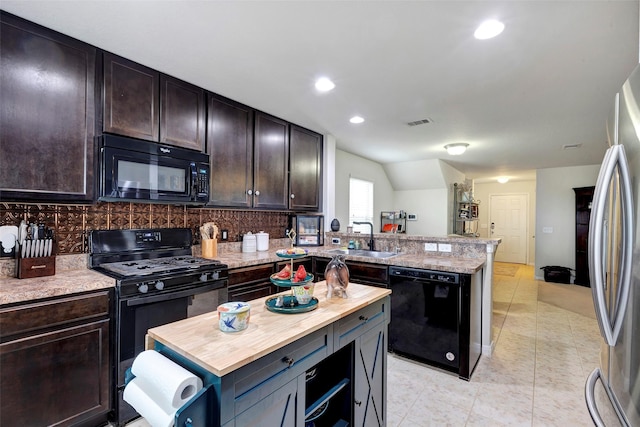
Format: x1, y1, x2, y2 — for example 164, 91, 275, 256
0, 268, 115, 306
147, 281, 391, 377
1, 240, 487, 306
215, 246, 486, 275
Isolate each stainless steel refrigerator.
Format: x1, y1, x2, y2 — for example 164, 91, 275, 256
585, 64, 640, 426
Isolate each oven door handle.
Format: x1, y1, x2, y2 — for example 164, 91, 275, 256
126, 282, 227, 306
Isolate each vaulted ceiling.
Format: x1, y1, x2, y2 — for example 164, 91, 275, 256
3, 1, 638, 183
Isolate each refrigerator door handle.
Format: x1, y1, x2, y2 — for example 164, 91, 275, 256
589, 144, 634, 346
590, 146, 616, 343
585, 368, 608, 427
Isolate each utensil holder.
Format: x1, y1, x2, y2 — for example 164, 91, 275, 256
201, 239, 217, 259
17, 256, 56, 279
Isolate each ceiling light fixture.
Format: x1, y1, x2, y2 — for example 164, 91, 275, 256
444, 143, 469, 155
315, 77, 335, 92
497, 177, 509, 184
474, 19, 505, 40
350, 116, 365, 124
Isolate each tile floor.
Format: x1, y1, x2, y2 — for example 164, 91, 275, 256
387, 262, 601, 426
126, 262, 601, 427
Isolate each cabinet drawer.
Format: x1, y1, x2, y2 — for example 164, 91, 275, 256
228, 282, 275, 301
228, 326, 332, 418
0, 291, 111, 339
334, 297, 389, 349
347, 261, 389, 285
228, 264, 275, 286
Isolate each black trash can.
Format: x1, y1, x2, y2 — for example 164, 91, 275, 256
540, 266, 572, 284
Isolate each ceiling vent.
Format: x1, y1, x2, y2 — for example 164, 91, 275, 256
562, 143, 582, 150
407, 118, 432, 127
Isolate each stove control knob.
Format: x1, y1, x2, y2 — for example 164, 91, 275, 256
155, 281, 165, 291
138, 283, 149, 294
200, 273, 208, 281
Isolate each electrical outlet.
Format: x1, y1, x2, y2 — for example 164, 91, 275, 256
424, 243, 438, 251
331, 237, 341, 245
407, 213, 418, 221
438, 243, 452, 252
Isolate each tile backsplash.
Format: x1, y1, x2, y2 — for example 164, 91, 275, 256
1, 202, 291, 255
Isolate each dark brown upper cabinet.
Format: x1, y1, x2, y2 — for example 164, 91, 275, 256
103, 52, 205, 151
103, 52, 159, 141
0, 11, 97, 202
253, 112, 289, 210
160, 75, 206, 151
207, 93, 254, 207
289, 125, 323, 211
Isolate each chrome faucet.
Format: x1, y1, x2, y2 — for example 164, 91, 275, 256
353, 221, 375, 251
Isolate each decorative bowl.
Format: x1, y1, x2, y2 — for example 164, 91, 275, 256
217, 302, 250, 332
292, 283, 315, 305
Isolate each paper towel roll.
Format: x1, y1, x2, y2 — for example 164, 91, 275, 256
123, 377, 175, 427
130, 350, 203, 409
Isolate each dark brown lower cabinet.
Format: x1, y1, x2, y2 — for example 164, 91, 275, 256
313, 257, 389, 288
0, 290, 112, 427
228, 264, 277, 301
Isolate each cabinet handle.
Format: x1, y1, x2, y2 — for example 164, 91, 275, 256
359, 315, 368, 322
355, 399, 362, 406
282, 356, 294, 367
290, 193, 295, 199
255, 190, 260, 196
247, 189, 253, 195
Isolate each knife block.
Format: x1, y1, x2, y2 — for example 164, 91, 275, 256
17, 256, 56, 279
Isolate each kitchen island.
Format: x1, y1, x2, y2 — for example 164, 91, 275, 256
146, 281, 391, 427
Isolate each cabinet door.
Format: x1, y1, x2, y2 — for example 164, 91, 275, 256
0, 11, 96, 202
207, 93, 254, 207
254, 112, 289, 209
232, 377, 301, 427
0, 319, 111, 426
103, 52, 160, 141
160, 75, 206, 151
289, 125, 322, 211
354, 324, 387, 427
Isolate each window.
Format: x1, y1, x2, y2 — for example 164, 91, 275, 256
349, 177, 374, 233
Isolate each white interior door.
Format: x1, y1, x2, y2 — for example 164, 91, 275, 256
490, 194, 528, 264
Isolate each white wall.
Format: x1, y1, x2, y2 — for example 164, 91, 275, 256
474, 180, 537, 264
393, 189, 448, 235
334, 150, 395, 232
534, 164, 601, 280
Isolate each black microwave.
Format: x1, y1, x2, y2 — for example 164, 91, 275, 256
98, 134, 209, 204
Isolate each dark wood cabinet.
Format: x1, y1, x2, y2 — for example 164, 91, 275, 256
103, 52, 160, 142
160, 74, 206, 151
313, 257, 389, 288
253, 112, 290, 210
207, 94, 254, 207
0, 290, 112, 426
574, 186, 595, 287
104, 53, 205, 151
289, 125, 322, 211
228, 264, 277, 301
0, 11, 96, 202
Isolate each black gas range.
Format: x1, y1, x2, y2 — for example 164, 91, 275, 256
89, 228, 228, 426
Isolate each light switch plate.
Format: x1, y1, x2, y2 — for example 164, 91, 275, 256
438, 243, 452, 252
543, 227, 553, 234
424, 243, 437, 251
407, 213, 418, 221
331, 237, 341, 245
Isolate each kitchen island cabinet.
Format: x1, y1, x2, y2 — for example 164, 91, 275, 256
0, 11, 97, 203
146, 282, 390, 427
0, 289, 113, 426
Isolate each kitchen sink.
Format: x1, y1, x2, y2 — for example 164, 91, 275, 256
326, 248, 398, 259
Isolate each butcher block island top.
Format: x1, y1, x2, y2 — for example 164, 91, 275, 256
147, 281, 390, 377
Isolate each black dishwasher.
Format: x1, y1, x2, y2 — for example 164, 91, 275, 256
388, 266, 481, 380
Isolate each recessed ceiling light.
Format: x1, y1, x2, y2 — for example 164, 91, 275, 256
350, 116, 365, 124
474, 19, 505, 40
315, 77, 335, 92
444, 143, 469, 155
497, 177, 509, 184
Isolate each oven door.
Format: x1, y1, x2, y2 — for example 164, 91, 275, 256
99, 134, 209, 204
115, 282, 227, 425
